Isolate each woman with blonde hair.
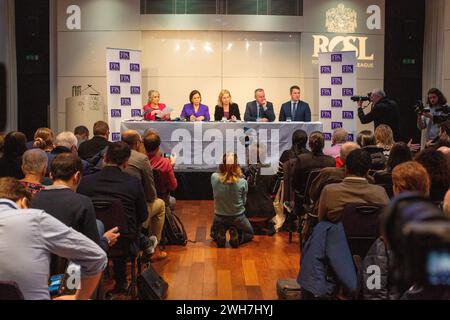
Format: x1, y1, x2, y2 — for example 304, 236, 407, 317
375, 124, 394, 157
210, 152, 253, 248
143, 90, 171, 121
33, 127, 54, 152
214, 89, 241, 121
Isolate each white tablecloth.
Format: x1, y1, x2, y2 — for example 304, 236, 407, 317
121, 121, 323, 172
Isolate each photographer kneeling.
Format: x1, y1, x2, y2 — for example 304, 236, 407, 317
356, 89, 401, 142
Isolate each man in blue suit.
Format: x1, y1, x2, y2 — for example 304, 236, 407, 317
279, 85, 311, 122
244, 88, 276, 122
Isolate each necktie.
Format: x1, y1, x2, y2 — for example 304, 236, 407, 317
292, 102, 298, 119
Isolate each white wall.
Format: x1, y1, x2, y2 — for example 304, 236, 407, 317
55, 0, 385, 134
443, 0, 450, 95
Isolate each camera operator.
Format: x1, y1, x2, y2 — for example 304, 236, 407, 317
417, 88, 449, 146
357, 89, 401, 142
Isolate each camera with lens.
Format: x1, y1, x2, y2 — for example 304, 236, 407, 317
413, 100, 430, 114
351, 92, 372, 102
433, 105, 450, 124
403, 220, 450, 287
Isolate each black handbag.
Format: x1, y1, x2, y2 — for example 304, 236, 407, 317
137, 264, 168, 300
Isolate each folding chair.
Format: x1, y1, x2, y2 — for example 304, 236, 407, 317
92, 197, 142, 299
341, 203, 383, 259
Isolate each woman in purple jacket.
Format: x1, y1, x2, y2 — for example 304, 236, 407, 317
180, 90, 210, 121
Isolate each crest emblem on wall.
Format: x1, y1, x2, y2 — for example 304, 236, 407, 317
325, 4, 357, 33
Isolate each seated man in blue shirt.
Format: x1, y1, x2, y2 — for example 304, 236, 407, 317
0, 177, 107, 300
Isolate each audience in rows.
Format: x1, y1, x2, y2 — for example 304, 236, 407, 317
318, 149, 389, 223
0, 177, 107, 300
1, 116, 449, 300
122, 130, 168, 261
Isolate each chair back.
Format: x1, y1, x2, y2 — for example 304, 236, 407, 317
92, 197, 136, 258
0, 281, 24, 300
341, 203, 383, 258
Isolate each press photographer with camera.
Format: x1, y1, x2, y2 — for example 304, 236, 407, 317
355, 89, 401, 142
416, 88, 450, 146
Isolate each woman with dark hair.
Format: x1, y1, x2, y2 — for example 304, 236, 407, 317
0, 131, 28, 179
292, 131, 335, 193
180, 90, 210, 121
357, 130, 386, 170
415, 148, 450, 202
373, 142, 413, 198
418, 88, 448, 143
279, 129, 309, 163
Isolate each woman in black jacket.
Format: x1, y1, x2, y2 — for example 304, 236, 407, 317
214, 89, 241, 121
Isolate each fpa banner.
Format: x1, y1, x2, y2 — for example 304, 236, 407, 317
318, 51, 357, 148
106, 48, 142, 141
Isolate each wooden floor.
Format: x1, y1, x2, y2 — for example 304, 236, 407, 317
150, 200, 300, 300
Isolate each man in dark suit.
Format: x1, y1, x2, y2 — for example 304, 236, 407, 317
244, 88, 276, 122
77, 141, 151, 293
279, 85, 312, 122
78, 121, 112, 160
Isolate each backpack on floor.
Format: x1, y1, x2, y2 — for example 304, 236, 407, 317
161, 209, 188, 246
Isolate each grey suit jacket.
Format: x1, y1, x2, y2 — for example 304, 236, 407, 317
124, 150, 157, 203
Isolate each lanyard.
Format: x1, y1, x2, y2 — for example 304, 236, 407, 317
0, 202, 18, 210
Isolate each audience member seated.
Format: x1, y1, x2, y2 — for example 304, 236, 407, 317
279, 129, 309, 164
47, 131, 91, 177
297, 220, 357, 299
434, 120, 450, 148
20, 149, 47, 197
443, 189, 450, 217
324, 128, 348, 165
380, 193, 450, 299
391, 161, 431, 197
373, 142, 413, 198
0, 134, 4, 158
32, 153, 106, 247
318, 149, 389, 223
415, 148, 450, 202
357, 130, 386, 170
31, 127, 55, 153
74, 125, 89, 148
77, 142, 151, 293
210, 153, 253, 248
122, 130, 167, 261
375, 124, 394, 157
244, 143, 276, 235
309, 142, 360, 203
292, 131, 335, 194
0, 177, 107, 300
143, 131, 178, 203
0, 131, 27, 179
78, 121, 112, 160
